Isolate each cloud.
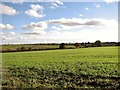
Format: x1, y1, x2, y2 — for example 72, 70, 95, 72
22, 21, 47, 35
79, 14, 83, 17
9, 31, 16, 35
22, 32, 42, 35
49, 20, 117, 42
49, 18, 104, 27
51, 25, 73, 31
0, 3, 17, 15
37, 0, 44, 1
49, 18, 117, 32
22, 30, 46, 35
104, 0, 119, 3
0, 24, 14, 30
85, 7, 89, 10
1, 31, 16, 41
1, 18, 118, 44
22, 21, 48, 31
25, 4, 45, 18
8, 0, 28, 3
51, 26, 62, 31
95, 4, 100, 8
50, 0, 64, 9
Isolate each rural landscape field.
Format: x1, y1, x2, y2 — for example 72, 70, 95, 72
2, 45, 120, 89
1, 1, 119, 89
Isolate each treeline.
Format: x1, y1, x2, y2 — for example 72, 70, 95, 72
1, 40, 120, 53
60, 40, 120, 49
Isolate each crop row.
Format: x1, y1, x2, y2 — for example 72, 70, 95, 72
2, 62, 120, 89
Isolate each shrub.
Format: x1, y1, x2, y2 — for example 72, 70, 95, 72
28, 47, 32, 51
74, 43, 81, 48
16, 48, 21, 51
59, 43, 66, 49
21, 46, 27, 51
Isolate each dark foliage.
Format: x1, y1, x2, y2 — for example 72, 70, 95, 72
59, 43, 66, 49
94, 40, 102, 47
74, 43, 81, 48
1, 41, 119, 53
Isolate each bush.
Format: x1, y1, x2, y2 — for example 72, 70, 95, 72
28, 47, 32, 51
16, 47, 21, 51
59, 43, 66, 49
74, 43, 81, 48
21, 46, 27, 51
91, 43, 96, 47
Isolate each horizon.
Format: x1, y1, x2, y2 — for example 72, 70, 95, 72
0, 40, 120, 45
0, 0, 118, 44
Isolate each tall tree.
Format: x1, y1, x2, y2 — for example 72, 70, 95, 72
94, 40, 102, 47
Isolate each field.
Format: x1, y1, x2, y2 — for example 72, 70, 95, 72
2, 46, 120, 89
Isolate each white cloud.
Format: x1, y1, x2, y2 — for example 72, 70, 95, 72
48, 18, 104, 27
95, 4, 100, 8
22, 21, 47, 31
0, 24, 14, 30
8, 0, 28, 3
22, 32, 41, 35
47, 18, 118, 42
22, 21, 47, 35
49, 18, 117, 28
51, 25, 73, 31
53, 0, 63, 5
25, 4, 45, 18
50, 0, 64, 9
22, 31, 46, 35
30, 4, 44, 11
0, 3, 17, 15
9, 31, 16, 35
1, 18, 118, 44
85, 7, 89, 10
104, 0, 119, 3
51, 26, 62, 31
1, 31, 16, 41
79, 14, 83, 17
37, 0, 44, 1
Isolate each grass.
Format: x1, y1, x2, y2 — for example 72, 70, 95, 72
2, 46, 120, 89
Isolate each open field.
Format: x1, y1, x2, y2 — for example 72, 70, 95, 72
2, 46, 120, 89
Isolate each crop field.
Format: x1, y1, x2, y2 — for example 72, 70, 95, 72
2, 46, 120, 89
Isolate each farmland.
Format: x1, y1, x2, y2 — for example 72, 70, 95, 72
2, 46, 120, 89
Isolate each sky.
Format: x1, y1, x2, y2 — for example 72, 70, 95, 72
0, 0, 119, 44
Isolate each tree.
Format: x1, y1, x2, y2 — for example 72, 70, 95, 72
21, 46, 26, 51
94, 40, 102, 47
91, 43, 96, 47
74, 43, 81, 48
16, 47, 21, 51
28, 47, 32, 51
59, 43, 66, 49
81, 42, 85, 46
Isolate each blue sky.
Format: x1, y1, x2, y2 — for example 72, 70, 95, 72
0, 1, 118, 44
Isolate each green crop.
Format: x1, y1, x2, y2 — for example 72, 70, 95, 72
2, 46, 120, 89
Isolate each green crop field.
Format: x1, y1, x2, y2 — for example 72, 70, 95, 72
2, 46, 120, 89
